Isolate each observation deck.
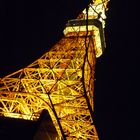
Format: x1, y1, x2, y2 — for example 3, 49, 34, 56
64, 19, 106, 57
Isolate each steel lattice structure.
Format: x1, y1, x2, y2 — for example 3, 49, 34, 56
0, 0, 109, 139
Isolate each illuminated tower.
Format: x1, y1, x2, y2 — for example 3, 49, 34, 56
0, 0, 109, 139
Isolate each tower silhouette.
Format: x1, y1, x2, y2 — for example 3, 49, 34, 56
0, 0, 109, 139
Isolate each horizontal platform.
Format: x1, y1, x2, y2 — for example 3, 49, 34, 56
64, 19, 106, 57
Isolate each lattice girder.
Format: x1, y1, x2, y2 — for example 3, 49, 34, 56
0, 32, 98, 139
0, 0, 111, 138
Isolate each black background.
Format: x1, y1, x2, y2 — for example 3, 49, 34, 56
0, 0, 139, 140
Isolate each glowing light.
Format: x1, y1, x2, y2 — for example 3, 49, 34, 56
0, 0, 110, 139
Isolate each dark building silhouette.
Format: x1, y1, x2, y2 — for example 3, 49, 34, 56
0, 110, 58, 140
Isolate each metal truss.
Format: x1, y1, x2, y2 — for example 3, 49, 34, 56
0, 32, 98, 139
0, 0, 109, 139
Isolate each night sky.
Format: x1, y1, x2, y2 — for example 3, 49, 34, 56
0, 0, 139, 140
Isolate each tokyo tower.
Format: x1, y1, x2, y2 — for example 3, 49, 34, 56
0, 0, 109, 139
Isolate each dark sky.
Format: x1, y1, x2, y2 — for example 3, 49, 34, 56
0, 0, 139, 140
0, 0, 91, 76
